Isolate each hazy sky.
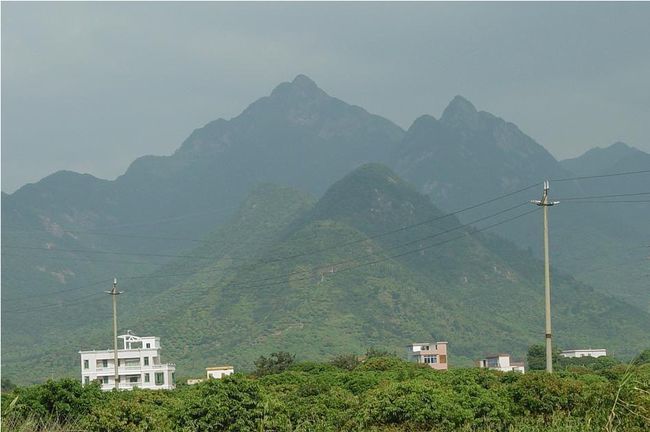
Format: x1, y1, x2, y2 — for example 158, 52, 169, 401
2, 2, 649, 193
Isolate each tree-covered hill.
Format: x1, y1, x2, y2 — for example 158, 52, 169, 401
3, 75, 648, 385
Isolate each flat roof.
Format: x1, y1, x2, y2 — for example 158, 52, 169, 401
406, 341, 448, 346
78, 348, 158, 354
206, 366, 234, 370
561, 348, 606, 352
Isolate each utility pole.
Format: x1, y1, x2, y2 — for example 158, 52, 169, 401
531, 180, 559, 373
105, 277, 123, 389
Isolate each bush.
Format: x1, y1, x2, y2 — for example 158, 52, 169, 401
4, 378, 102, 423
329, 353, 361, 371
359, 379, 472, 429
172, 375, 263, 431
254, 352, 295, 376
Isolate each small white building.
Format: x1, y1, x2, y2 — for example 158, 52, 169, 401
477, 354, 525, 373
79, 332, 175, 391
406, 342, 448, 370
207, 365, 234, 379
560, 348, 607, 359
187, 365, 235, 385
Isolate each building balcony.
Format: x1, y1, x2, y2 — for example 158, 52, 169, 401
94, 363, 175, 374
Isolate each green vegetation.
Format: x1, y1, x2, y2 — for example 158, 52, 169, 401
3, 354, 649, 431
3, 75, 649, 389
5, 165, 650, 385
527, 344, 622, 372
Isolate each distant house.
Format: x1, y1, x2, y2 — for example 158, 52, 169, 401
187, 365, 235, 385
476, 354, 525, 373
79, 333, 175, 391
406, 342, 448, 370
207, 365, 235, 379
560, 348, 607, 358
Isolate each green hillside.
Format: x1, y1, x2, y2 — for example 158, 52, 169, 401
47, 165, 650, 379
4, 164, 650, 384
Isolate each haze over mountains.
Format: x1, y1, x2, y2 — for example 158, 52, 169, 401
2, 75, 649, 383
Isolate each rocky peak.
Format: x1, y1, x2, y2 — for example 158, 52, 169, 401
440, 95, 479, 128
269, 74, 327, 101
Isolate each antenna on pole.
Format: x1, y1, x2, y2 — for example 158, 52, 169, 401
105, 277, 123, 389
530, 180, 559, 373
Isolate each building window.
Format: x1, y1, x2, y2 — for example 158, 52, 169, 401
102, 376, 109, 384
172, 372, 176, 384
423, 355, 438, 364
102, 359, 108, 368
84, 376, 89, 385
144, 357, 149, 366
144, 373, 150, 383
155, 373, 164, 385
83, 359, 89, 369
146, 343, 151, 348
129, 376, 138, 383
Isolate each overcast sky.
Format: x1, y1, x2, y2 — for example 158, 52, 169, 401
2, 2, 649, 193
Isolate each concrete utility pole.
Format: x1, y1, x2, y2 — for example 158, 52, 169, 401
105, 278, 123, 389
531, 180, 559, 373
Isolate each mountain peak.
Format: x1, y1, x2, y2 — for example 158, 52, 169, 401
306, 163, 441, 230
440, 95, 479, 128
608, 141, 632, 152
292, 74, 318, 88
270, 74, 327, 100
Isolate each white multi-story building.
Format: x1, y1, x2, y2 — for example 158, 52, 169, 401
406, 342, 448, 370
560, 348, 607, 358
79, 332, 175, 391
477, 354, 525, 373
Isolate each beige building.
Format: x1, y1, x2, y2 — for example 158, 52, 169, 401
187, 365, 235, 385
406, 342, 448, 370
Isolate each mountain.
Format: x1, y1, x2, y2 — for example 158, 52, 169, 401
555, 142, 650, 310
560, 142, 649, 176
5, 165, 649, 383
1, 182, 317, 383
2, 75, 405, 354
3, 76, 649, 384
395, 96, 568, 211
393, 99, 650, 311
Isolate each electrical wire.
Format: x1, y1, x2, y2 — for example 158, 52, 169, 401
551, 169, 650, 182
557, 192, 650, 201
2, 207, 539, 314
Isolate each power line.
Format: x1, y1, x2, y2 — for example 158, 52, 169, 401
1, 188, 537, 306
142, 201, 532, 289
557, 192, 650, 201
3, 278, 113, 303
3, 229, 213, 243
2, 206, 539, 314
560, 200, 650, 204
4, 184, 647, 308
1, 245, 218, 260
551, 169, 650, 182
3, 291, 106, 314
1, 252, 160, 266
255, 202, 528, 286
217, 207, 541, 293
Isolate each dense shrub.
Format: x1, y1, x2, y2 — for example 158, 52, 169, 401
3, 378, 102, 423
79, 389, 174, 432
171, 375, 264, 431
3, 356, 649, 431
359, 379, 472, 429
